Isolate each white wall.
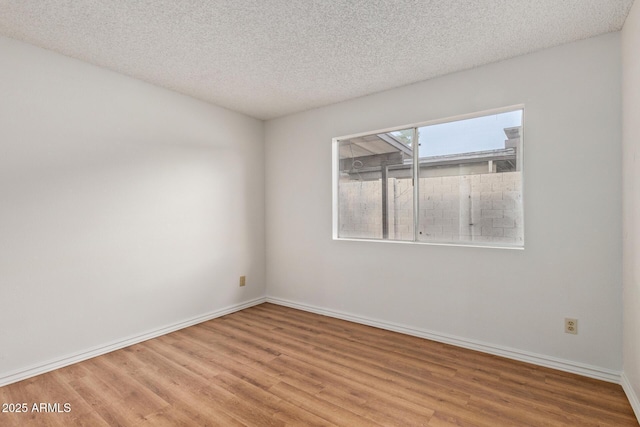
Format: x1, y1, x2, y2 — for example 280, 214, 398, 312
622, 0, 640, 414
0, 36, 265, 380
266, 33, 622, 372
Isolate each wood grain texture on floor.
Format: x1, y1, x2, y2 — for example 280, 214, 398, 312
0, 303, 637, 426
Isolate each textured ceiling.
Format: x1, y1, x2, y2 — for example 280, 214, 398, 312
0, 1, 635, 120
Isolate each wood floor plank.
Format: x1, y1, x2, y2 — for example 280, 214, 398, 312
0, 303, 637, 426
269, 381, 379, 426
109, 348, 246, 426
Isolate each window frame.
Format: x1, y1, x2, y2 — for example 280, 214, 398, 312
332, 104, 525, 249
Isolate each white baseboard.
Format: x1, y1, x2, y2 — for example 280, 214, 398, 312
266, 296, 621, 384
0, 297, 266, 388
621, 372, 640, 422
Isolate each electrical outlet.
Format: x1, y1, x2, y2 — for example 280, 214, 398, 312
565, 318, 578, 335
239, 276, 246, 287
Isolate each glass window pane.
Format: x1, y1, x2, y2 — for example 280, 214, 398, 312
337, 130, 414, 240
416, 110, 523, 246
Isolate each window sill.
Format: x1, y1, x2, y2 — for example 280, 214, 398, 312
333, 237, 525, 250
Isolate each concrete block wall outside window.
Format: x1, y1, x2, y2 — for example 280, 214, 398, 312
339, 172, 523, 244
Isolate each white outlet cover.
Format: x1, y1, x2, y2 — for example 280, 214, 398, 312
565, 318, 578, 335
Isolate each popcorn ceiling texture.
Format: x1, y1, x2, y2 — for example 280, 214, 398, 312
0, 0, 634, 119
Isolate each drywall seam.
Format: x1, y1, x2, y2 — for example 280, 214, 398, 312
0, 297, 266, 388
621, 372, 640, 422
266, 296, 621, 384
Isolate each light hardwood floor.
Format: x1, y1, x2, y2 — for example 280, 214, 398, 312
0, 303, 637, 426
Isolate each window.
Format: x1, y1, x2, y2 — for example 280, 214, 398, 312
333, 107, 524, 248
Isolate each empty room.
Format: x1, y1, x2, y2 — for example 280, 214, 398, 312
1, 0, 640, 425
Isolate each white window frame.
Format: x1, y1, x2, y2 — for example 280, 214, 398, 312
332, 105, 525, 249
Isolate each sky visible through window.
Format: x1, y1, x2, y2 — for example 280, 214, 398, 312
418, 110, 522, 157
